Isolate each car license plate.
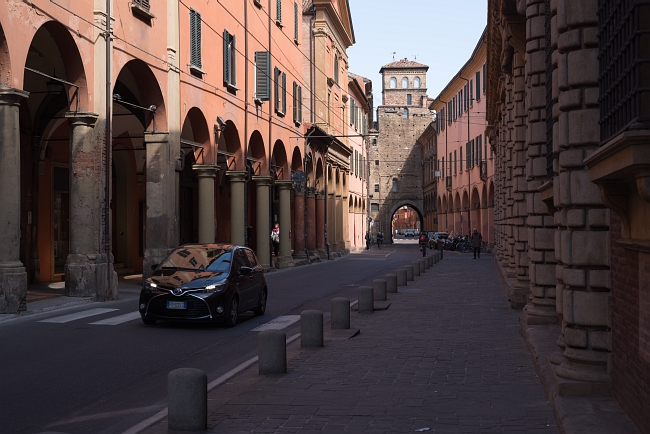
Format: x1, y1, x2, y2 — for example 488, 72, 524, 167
166, 301, 187, 309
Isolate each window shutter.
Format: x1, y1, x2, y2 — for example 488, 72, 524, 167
276, 0, 282, 22
478, 135, 482, 163
298, 86, 302, 123
293, 81, 297, 122
134, 0, 150, 10
255, 51, 270, 100
281, 72, 286, 114
483, 64, 486, 94
476, 71, 481, 101
274, 67, 280, 112
294, 2, 299, 41
231, 35, 236, 85
190, 9, 202, 69
470, 80, 473, 107
223, 30, 230, 84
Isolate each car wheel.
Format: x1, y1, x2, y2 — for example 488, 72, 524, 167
253, 288, 267, 316
225, 296, 239, 328
141, 317, 156, 325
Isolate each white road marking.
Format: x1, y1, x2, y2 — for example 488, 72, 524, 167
39, 308, 119, 324
90, 311, 141, 325
250, 315, 301, 332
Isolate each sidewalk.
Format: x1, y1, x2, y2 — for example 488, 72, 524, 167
141, 252, 560, 434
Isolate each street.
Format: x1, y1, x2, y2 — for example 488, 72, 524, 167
1, 243, 426, 434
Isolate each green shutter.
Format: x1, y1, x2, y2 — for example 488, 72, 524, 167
294, 2, 299, 41
298, 86, 302, 123
274, 67, 280, 112
276, 0, 282, 22
293, 81, 297, 122
476, 71, 481, 101
255, 51, 270, 100
223, 30, 230, 84
281, 72, 286, 115
190, 9, 201, 69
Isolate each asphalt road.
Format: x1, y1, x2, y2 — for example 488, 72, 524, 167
0, 241, 425, 434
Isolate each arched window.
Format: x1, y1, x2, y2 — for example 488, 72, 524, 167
414, 77, 420, 88
401, 77, 408, 88
389, 77, 397, 89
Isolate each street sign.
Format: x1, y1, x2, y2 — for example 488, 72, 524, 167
292, 170, 306, 183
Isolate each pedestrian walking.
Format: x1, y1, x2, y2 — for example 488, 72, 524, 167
418, 232, 429, 257
471, 227, 483, 259
271, 223, 280, 257
376, 232, 384, 249
365, 231, 372, 250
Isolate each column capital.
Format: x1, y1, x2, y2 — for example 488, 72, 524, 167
143, 131, 169, 144
65, 111, 99, 126
226, 170, 247, 182
306, 186, 316, 197
0, 88, 29, 105
276, 180, 293, 190
252, 175, 273, 186
294, 188, 305, 196
192, 164, 219, 178
316, 189, 325, 199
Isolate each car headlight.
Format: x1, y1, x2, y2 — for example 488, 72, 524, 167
144, 281, 158, 290
204, 283, 226, 293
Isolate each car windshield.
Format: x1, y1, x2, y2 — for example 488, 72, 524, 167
159, 247, 232, 273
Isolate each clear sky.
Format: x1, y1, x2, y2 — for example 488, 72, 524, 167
347, 0, 488, 110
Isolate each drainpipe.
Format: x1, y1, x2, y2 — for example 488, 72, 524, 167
308, 6, 316, 121
243, 0, 249, 246
105, 0, 112, 288
324, 141, 332, 259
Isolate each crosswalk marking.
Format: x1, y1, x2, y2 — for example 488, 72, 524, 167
89, 311, 141, 325
251, 315, 300, 332
39, 308, 119, 324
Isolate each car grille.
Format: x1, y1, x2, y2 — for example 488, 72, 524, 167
147, 296, 212, 319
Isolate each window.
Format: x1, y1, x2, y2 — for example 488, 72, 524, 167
453, 150, 457, 174
293, 2, 299, 42
375, 160, 379, 165
413, 77, 420, 88
442, 157, 445, 178
401, 77, 408, 88
274, 67, 286, 116
371, 203, 379, 212
460, 146, 464, 171
477, 135, 482, 165
470, 139, 475, 168
189, 9, 202, 70
447, 103, 452, 125
403, 108, 409, 119
374, 184, 380, 192
276, 0, 282, 24
452, 97, 457, 120
469, 80, 473, 107
223, 30, 236, 88
254, 51, 271, 100
483, 64, 486, 94
476, 71, 481, 101
293, 81, 302, 125
350, 99, 355, 125
464, 84, 469, 111
407, 94, 412, 105
390, 77, 397, 89
334, 55, 339, 84
392, 179, 398, 192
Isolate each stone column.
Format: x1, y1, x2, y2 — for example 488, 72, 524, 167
316, 189, 326, 258
193, 165, 218, 243
553, 0, 611, 392
523, 0, 558, 324
328, 191, 337, 254
306, 187, 317, 255
143, 131, 176, 281
226, 171, 247, 246
0, 89, 28, 313
275, 180, 294, 268
253, 176, 272, 268
65, 111, 117, 301
336, 193, 343, 253
293, 188, 306, 258
342, 194, 350, 252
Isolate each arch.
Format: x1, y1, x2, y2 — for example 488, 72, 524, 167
271, 140, 289, 180
389, 203, 424, 236
315, 157, 324, 189
401, 77, 408, 88
462, 190, 469, 211
114, 59, 167, 131
413, 77, 421, 88
481, 184, 488, 208
291, 146, 303, 172
442, 195, 448, 213
389, 77, 397, 89
217, 120, 242, 170
488, 181, 495, 207
24, 21, 89, 110
0, 23, 11, 87
248, 130, 267, 174
454, 191, 461, 212
438, 196, 443, 213
471, 187, 481, 210
181, 107, 210, 163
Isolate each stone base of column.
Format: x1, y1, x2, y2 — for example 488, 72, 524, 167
317, 249, 328, 259
550, 360, 611, 396
0, 262, 27, 313
292, 250, 308, 259
275, 255, 295, 269
143, 248, 175, 281
65, 254, 118, 301
523, 301, 558, 325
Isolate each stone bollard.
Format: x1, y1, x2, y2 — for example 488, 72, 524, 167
411, 261, 420, 277
258, 330, 287, 374
385, 274, 397, 293
331, 297, 350, 329
418, 259, 425, 274
433, 252, 439, 264
424, 256, 430, 269
396, 269, 407, 286
168, 368, 207, 432
373, 279, 387, 301
301, 310, 323, 347
405, 264, 414, 281
358, 286, 374, 313
429, 256, 434, 267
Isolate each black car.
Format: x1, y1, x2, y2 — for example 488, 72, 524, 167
139, 244, 267, 327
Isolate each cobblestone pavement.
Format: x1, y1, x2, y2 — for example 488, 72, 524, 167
143, 251, 559, 434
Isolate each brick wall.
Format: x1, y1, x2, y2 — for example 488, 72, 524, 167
610, 212, 650, 433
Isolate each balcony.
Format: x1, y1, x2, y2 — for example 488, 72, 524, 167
445, 177, 452, 190
480, 161, 488, 181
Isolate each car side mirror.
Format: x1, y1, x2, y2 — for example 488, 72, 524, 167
151, 264, 159, 271
239, 266, 253, 276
